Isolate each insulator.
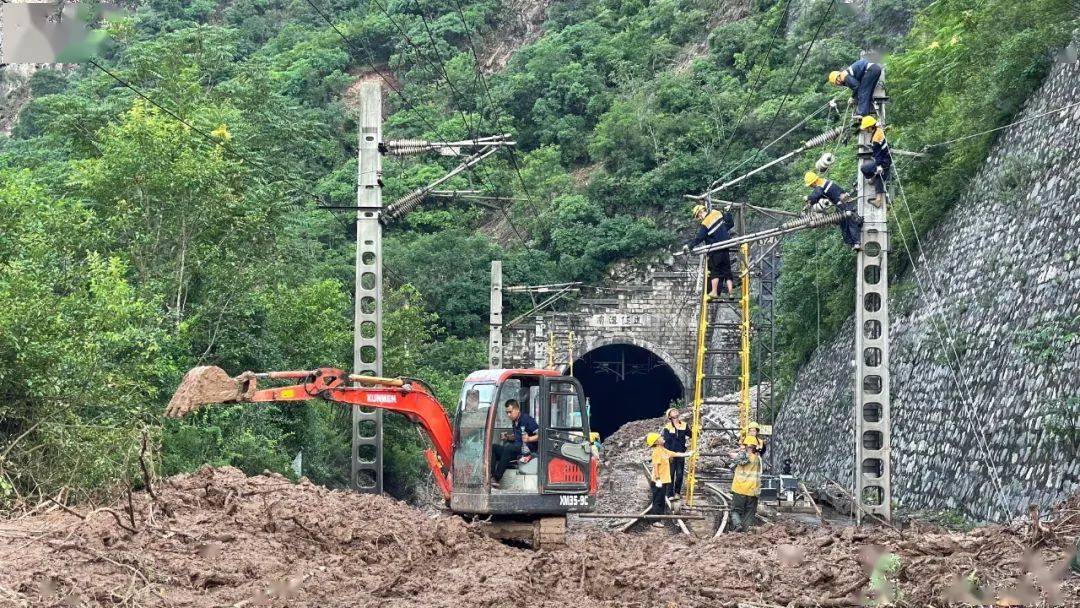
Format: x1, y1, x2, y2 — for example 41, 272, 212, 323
385, 140, 433, 156
779, 209, 850, 232
803, 125, 846, 149
815, 152, 836, 173
385, 188, 428, 218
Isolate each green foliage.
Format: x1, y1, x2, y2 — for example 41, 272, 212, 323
1, 0, 1075, 505
1016, 317, 1080, 366
867, 552, 903, 606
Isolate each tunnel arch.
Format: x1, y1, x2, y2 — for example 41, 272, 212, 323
570, 338, 688, 439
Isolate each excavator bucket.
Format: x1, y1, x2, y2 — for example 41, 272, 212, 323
165, 366, 246, 418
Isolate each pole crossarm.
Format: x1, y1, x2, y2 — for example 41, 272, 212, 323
687, 125, 847, 200
505, 282, 582, 293
383, 146, 501, 220
505, 286, 579, 328
383, 134, 515, 156
687, 209, 854, 255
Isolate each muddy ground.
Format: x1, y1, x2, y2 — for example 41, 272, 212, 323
2, 465, 1077, 607
571, 389, 746, 531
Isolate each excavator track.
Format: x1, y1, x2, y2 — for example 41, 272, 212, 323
481, 516, 566, 549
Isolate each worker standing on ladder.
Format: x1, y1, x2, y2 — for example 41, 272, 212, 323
828, 58, 883, 119
728, 438, 763, 532
803, 171, 862, 251
685, 204, 735, 299
859, 116, 892, 207
661, 407, 691, 503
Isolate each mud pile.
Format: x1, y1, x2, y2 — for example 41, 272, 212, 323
577, 391, 745, 527
1, 466, 1077, 607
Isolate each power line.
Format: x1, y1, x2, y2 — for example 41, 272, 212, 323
444, 0, 542, 218
300, 0, 446, 139
920, 99, 1080, 151
887, 159, 1015, 519
705, 0, 796, 191
760, 0, 836, 139
87, 58, 327, 206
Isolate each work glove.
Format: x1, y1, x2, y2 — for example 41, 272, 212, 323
875, 165, 884, 175
811, 201, 828, 214
654, 479, 663, 488
680, 244, 690, 254
684, 450, 695, 458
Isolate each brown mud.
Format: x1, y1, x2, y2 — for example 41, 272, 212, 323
1, 466, 1077, 607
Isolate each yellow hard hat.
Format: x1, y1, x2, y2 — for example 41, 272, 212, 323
691, 204, 706, 216
665, 407, 679, 417
748, 422, 760, 430
804, 171, 820, 187
646, 432, 661, 447
860, 115, 878, 130
828, 70, 844, 86
590, 432, 600, 442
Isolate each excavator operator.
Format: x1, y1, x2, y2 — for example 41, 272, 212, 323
490, 400, 539, 488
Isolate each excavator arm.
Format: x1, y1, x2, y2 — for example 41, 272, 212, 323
165, 366, 454, 501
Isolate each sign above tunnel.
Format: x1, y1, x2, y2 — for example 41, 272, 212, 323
588, 313, 654, 327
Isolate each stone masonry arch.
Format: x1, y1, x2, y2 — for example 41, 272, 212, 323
575, 336, 691, 396
502, 271, 700, 408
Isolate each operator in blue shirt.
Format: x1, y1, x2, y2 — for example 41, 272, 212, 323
490, 399, 539, 488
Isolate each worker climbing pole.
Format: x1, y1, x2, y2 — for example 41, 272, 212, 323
681, 56, 895, 523
852, 78, 892, 524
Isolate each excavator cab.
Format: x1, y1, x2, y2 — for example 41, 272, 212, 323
451, 368, 597, 516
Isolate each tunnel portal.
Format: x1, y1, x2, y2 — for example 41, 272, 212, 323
572, 343, 685, 438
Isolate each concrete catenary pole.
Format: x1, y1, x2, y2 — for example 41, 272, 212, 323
489, 261, 503, 368
853, 79, 891, 522
352, 82, 384, 493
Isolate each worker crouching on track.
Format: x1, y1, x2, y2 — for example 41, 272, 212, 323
804, 171, 862, 251
859, 116, 892, 207
647, 432, 694, 528
729, 438, 763, 532
661, 407, 691, 502
685, 204, 735, 299
828, 58, 883, 119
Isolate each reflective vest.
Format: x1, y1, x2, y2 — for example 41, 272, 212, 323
871, 127, 892, 169
731, 452, 762, 497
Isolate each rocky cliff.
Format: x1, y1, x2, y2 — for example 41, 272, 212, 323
773, 44, 1080, 522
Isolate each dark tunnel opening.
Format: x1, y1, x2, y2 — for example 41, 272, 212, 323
572, 343, 684, 439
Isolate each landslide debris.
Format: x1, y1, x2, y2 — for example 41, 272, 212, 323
0, 466, 1077, 607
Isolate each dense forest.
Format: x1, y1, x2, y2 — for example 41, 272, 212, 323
0, 0, 1074, 503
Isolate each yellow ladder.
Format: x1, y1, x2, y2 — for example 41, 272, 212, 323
685, 244, 752, 507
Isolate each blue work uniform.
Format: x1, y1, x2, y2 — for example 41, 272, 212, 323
662, 420, 691, 497
689, 209, 735, 281
839, 58, 883, 117
860, 127, 892, 196
807, 179, 860, 247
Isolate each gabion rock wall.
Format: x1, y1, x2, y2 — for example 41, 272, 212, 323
773, 49, 1080, 522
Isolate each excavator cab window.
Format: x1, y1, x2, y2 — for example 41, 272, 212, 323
452, 382, 496, 489
488, 376, 542, 493
538, 377, 591, 494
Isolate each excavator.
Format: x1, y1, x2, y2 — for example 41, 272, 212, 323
165, 365, 597, 547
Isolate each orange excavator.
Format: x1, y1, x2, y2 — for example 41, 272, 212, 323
166, 365, 597, 546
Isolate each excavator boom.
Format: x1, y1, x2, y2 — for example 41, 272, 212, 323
165, 366, 454, 500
